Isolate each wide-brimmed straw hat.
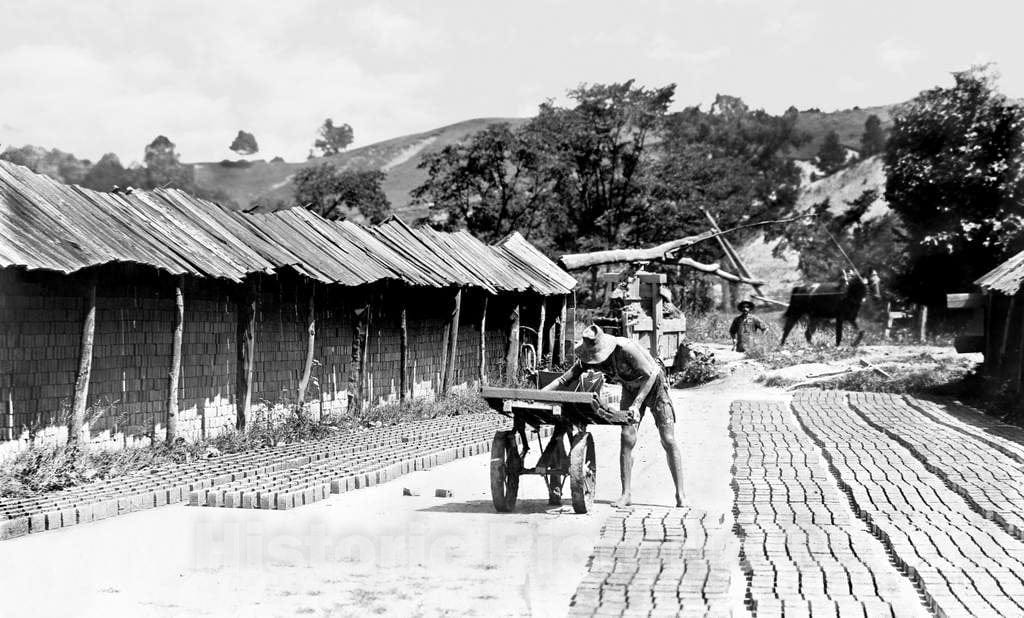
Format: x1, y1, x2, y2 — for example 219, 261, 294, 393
736, 300, 755, 311
575, 324, 616, 365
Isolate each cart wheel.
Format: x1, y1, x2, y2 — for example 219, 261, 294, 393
490, 430, 521, 512
569, 432, 596, 514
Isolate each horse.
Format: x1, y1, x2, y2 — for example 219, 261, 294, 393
779, 270, 881, 347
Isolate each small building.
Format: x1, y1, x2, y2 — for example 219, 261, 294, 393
965, 250, 1024, 389
0, 161, 575, 449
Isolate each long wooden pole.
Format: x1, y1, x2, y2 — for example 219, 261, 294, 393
537, 298, 547, 363
166, 276, 184, 445
702, 208, 763, 297
68, 273, 97, 445
296, 284, 316, 411
442, 288, 463, 394
479, 294, 488, 385
399, 300, 408, 401
505, 303, 520, 381
236, 278, 257, 430
998, 296, 1016, 373
552, 295, 566, 366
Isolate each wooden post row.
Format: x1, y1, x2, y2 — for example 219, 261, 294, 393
166, 276, 184, 444
442, 288, 463, 394
399, 301, 408, 401
506, 303, 520, 381
296, 284, 316, 412
236, 278, 257, 430
69, 273, 97, 445
479, 294, 488, 385
537, 298, 546, 363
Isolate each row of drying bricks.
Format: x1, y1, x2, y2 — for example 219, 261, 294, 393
0, 415, 512, 539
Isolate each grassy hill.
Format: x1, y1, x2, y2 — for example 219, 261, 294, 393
190, 105, 898, 218
193, 117, 526, 218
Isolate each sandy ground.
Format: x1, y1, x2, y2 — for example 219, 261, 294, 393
0, 371, 782, 618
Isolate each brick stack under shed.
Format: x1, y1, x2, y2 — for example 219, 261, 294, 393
0, 161, 576, 451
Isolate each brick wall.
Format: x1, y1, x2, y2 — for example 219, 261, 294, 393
1, 266, 560, 449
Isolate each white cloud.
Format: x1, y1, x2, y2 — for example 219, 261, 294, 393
877, 38, 922, 74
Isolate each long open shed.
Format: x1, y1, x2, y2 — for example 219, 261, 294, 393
0, 160, 576, 447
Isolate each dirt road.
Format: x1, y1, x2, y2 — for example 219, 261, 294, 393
0, 374, 774, 617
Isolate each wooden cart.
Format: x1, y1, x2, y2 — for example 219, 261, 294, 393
480, 386, 631, 514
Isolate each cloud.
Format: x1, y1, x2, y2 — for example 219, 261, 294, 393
877, 38, 922, 74
647, 35, 729, 66
762, 10, 817, 44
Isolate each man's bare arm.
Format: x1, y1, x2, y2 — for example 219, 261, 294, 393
623, 341, 659, 414
541, 361, 584, 391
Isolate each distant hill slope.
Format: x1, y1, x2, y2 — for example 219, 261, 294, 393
190, 105, 898, 217
193, 117, 526, 218
735, 155, 889, 299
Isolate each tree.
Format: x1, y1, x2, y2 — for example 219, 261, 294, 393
82, 153, 129, 191
884, 65, 1024, 303
294, 163, 391, 223
314, 119, 354, 156
816, 130, 847, 175
412, 123, 558, 244
229, 130, 259, 156
860, 114, 885, 157
143, 135, 194, 190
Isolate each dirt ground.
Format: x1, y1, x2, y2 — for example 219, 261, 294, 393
0, 367, 785, 618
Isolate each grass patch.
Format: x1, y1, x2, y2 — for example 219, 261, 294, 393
760, 354, 976, 396
0, 391, 491, 499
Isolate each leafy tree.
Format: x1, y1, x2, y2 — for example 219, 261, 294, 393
143, 135, 194, 189
229, 130, 259, 156
816, 130, 847, 175
412, 123, 557, 244
1, 146, 92, 185
294, 163, 391, 223
314, 119, 354, 156
860, 114, 885, 157
885, 65, 1024, 302
82, 153, 129, 191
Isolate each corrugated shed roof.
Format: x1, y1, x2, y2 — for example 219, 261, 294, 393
976, 250, 1024, 295
0, 160, 574, 294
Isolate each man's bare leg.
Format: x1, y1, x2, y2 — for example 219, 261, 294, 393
612, 425, 637, 508
658, 422, 686, 507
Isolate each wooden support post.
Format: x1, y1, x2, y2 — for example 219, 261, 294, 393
998, 296, 1015, 372
296, 284, 316, 411
506, 303, 520, 381
552, 295, 566, 366
166, 276, 184, 445
399, 300, 408, 401
442, 288, 463, 394
702, 208, 764, 299
918, 304, 928, 343
537, 298, 547, 363
650, 283, 662, 360
1016, 294, 1024, 392
68, 274, 97, 445
479, 294, 489, 385
348, 303, 368, 414
236, 278, 257, 430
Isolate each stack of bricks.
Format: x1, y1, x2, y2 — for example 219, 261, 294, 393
189, 413, 535, 510
794, 391, 1024, 616
569, 507, 735, 617
1, 412, 513, 541
730, 400, 923, 617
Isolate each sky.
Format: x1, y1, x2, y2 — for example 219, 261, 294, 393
1, 0, 1022, 164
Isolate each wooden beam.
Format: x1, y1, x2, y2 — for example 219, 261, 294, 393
537, 297, 547, 363
552, 295, 566, 366
702, 208, 764, 297
998, 296, 1016, 372
296, 284, 316, 412
479, 293, 488, 385
676, 257, 765, 286
399, 300, 409, 401
505, 303, 520, 381
918, 304, 929, 343
560, 233, 714, 270
649, 279, 662, 360
235, 278, 257, 430
442, 288, 463, 394
165, 276, 184, 445
68, 274, 97, 445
